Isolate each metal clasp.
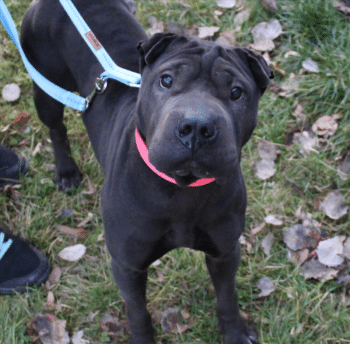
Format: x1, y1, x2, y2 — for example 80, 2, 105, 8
84, 77, 108, 111
128, 81, 141, 88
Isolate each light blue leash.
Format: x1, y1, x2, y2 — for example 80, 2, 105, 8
0, 0, 142, 112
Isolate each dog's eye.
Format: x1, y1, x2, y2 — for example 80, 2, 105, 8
230, 87, 242, 101
160, 75, 173, 89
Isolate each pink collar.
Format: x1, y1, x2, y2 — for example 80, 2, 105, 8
135, 128, 215, 187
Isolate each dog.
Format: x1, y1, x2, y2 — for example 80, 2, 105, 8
21, 0, 274, 343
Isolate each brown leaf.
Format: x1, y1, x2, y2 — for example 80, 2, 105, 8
311, 114, 341, 137
198, 26, 220, 39
283, 224, 319, 251
48, 266, 62, 285
160, 308, 190, 334
316, 236, 345, 267
257, 276, 275, 297
216, 31, 236, 46
262, 0, 278, 12
319, 191, 348, 220
234, 9, 250, 25
13, 112, 31, 130
56, 225, 87, 238
252, 159, 276, 180
261, 232, 274, 255
100, 313, 129, 338
258, 140, 277, 161
334, 1, 350, 14
338, 152, 350, 180
250, 19, 282, 51
29, 313, 70, 344
300, 258, 338, 281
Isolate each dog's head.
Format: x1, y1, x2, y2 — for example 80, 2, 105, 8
136, 33, 274, 186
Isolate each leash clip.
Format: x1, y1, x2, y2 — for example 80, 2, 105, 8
128, 81, 141, 88
84, 77, 108, 111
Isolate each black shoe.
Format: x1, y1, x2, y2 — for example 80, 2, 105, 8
0, 228, 51, 294
0, 146, 29, 187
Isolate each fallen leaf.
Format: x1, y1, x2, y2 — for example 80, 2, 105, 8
198, 26, 220, 39
338, 152, 350, 180
292, 131, 318, 155
250, 19, 282, 51
257, 276, 275, 297
214, 9, 223, 19
147, 16, 165, 35
262, 0, 278, 12
82, 176, 97, 195
292, 101, 306, 122
251, 222, 266, 235
48, 266, 62, 285
2, 83, 21, 101
33, 142, 42, 156
47, 292, 55, 306
151, 259, 162, 267
302, 58, 319, 73
77, 212, 93, 227
161, 308, 190, 334
13, 112, 31, 130
30, 313, 70, 344
334, 1, 350, 14
216, 31, 236, 46
56, 225, 86, 238
319, 191, 348, 220
258, 140, 277, 161
300, 258, 338, 281
279, 73, 302, 97
72, 330, 90, 344
261, 232, 274, 255
217, 0, 236, 8
287, 248, 310, 265
311, 114, 341, 136
283, 224, 319, 251
58, 244, 86, 262
316, 236, 345, 267
343, 237, 350, 259
264, 215, 283, 226
100, 313, 128, 338
239, 235, 253, 253
284, 50, 300, 58
252, 159, 276, 180
234, 9, 250, 25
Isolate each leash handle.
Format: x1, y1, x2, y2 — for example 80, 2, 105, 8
0, 0, 87, 111
59, 0, 141, 87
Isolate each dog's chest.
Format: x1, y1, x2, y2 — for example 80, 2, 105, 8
164, 222, 218, 255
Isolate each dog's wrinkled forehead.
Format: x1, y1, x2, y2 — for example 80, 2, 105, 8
137, 33, 274, 93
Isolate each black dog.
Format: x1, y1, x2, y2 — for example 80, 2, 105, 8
21, 1, 273, 343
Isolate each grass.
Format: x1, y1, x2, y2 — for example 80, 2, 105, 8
1, 0, 350, 343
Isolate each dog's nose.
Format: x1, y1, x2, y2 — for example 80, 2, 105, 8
177, 117, 217, 150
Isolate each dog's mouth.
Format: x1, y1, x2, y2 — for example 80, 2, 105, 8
171, 164, 216, 187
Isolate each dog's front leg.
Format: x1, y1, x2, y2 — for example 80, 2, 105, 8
205, 243, 259, 344
111, 259, 156, 344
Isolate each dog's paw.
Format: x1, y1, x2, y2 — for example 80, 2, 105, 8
223, 324, 259, 344
55, 166, 82, 194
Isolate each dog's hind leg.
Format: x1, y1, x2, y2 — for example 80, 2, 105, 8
33, 83, 82, 193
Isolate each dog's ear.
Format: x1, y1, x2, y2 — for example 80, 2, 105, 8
234, 48, 274, 94
137, 33, 186, 71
